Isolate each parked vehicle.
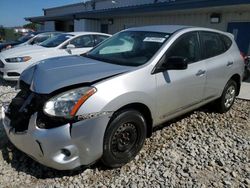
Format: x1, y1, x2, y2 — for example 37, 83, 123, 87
243, 54, 250, 80
15, 32, 62, 47
1, 25, 244, 170
0, 31, 40, 52
0, 32, 111, 80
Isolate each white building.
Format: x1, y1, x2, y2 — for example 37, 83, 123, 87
26, 0, 250, 54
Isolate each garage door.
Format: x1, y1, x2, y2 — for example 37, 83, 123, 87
227, 22, 250, 55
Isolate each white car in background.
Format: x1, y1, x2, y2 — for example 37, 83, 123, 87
0, 32, 111, 81
15, 32, 62, 47
0, 32, 62, 52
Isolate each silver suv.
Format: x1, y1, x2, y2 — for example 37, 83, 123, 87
1, 25, 244, 170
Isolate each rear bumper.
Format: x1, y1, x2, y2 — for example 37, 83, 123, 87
1, 106, 112, 170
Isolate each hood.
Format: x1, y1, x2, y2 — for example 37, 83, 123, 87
20, 55, 134, 94
0, 45, 49, 58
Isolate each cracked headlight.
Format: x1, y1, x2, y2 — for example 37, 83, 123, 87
5, 56, 31, 63
43, 87, 97, 118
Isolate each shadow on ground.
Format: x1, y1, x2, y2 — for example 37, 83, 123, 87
243, 76, 250, 83
0, 78, 17, 88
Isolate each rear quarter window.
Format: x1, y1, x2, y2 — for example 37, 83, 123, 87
220, 34, 233, 51
200, 31, 226, 59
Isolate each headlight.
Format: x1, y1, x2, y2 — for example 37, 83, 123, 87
43, 87, 97, 118
6, 45, 12, 49
5, 56, 31, 63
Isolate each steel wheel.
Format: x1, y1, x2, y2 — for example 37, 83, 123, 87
214, 79, 238, 113
224, 85, 236, 108
111, 122, 138, 158
102, 109, 147, 168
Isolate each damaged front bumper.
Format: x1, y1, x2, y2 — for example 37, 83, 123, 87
1, 105, 112, 170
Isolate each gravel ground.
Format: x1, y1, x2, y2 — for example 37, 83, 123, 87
0, 78, 249, 188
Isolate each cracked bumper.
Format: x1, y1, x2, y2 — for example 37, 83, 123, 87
1, 106, 112, 170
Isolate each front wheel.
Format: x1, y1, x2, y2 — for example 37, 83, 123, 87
101, 109, 147, 168
214, 80, 237, 113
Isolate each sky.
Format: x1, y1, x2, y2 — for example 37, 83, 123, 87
0, 0, 89, 27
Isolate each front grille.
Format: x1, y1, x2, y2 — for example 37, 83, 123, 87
6, 87, 34, 132
7, 72, 20, 77
0, 60, 4, 68
6, 85, 48, 132
6, 83, 69, 131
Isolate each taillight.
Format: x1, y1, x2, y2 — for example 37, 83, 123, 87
240, 52, 246, 64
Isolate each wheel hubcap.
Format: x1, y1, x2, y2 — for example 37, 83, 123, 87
224, 85, 236, 108
111, 122, 137, 157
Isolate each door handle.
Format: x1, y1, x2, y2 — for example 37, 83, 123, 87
227, 61, 234, 66
196, 70, 206, 76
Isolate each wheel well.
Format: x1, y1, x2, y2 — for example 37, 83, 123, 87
230, 74, 241, 96
114, 103, 153, 138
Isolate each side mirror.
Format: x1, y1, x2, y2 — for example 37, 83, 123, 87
66, 44, 76, 50
162, 56, 188, 70
30, 40, 35, 45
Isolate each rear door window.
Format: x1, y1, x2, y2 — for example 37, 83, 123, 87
200, 32, 226, 59
69, 35, 94, 48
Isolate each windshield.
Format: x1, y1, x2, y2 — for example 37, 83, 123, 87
84, 31, 170, 66
40, 34, 74, 48
17, 34, 34, 43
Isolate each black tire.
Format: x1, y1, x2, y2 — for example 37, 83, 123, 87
101, 109, 147, 168
214, 80, 237, 113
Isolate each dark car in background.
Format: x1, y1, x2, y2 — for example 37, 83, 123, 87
243, 55, 250, 80
15, 31, 62, 47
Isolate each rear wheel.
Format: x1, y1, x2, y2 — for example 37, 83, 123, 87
214, 80, 237, 113
101, 109, 147, 168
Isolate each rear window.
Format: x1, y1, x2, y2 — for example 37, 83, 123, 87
220, 34, 232, 51
40, 34, 74, 48
94, 35, 110, 46
200, 32, 226, 59
32, 35, 50, 44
